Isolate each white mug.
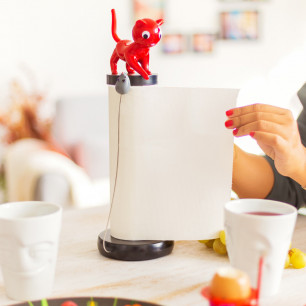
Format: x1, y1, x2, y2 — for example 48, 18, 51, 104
0, 201, 62, 301
224, 199, 297, 297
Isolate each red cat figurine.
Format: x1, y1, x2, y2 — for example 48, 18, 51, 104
110, 9, 164, 80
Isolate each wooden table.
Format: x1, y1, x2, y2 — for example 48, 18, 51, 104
1, 206, 306, 306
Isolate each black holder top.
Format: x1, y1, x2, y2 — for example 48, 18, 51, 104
107, 74, 158, 86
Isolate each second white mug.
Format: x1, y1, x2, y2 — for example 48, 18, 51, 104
224, 199, 297, 297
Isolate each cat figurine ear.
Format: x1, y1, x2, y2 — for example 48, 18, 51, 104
156, 19, 164, 26
115, 73, 131, 95
136, 19, 146, 27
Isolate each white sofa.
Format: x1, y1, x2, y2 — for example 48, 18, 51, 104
52, 95, 109, 180
4, 95, 110, 208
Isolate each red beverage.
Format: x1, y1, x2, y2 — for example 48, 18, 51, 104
245, 211, 283, 216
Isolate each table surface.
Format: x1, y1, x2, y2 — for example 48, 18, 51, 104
1, 205, 306, 306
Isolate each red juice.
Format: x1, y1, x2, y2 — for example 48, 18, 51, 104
245, 211, 283, 216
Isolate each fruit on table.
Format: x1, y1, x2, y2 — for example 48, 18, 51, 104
219, 230, 226, 245
199, 230, 227, 255
210, 267, 251, 300
285, 247, 306, 269
289, 248, 303, 257
213, 238, 227, 255
199, 239, 214, 248
289, 248, 306, 269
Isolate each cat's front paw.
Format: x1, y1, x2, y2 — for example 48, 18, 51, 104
140, 72, 150, 80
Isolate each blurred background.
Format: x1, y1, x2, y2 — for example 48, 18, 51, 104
1, 0, 306, 94
0, 0, 305, 207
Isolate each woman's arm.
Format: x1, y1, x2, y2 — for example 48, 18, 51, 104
232, 145, 274, 199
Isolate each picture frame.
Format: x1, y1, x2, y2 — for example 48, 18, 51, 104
220, 11, 259, 40
219, 0, 268, 2
192, 33, 215, 53
133, 0, 164, 21
161, 34, 187, 54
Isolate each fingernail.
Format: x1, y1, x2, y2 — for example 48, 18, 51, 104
233, 128, 239, 136
225, 120, 233, 128
226, 109, 234, 117
250, 131, 255, 137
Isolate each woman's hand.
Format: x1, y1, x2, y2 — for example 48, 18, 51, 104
225, 104, 306, 185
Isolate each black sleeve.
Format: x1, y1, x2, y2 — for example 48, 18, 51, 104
264, 83, 306, 209
264, 156, 306, 209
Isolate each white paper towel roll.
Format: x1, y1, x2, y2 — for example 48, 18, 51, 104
109, 86, 238, 240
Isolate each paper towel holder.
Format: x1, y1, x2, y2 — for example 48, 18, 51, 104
98, 72, 175, 261
98, 9, 173, 261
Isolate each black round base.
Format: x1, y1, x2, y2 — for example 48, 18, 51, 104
107, 74, 158, 86
97, 230, 174, 261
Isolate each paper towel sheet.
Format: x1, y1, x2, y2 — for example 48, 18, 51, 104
109, 86, 238, 240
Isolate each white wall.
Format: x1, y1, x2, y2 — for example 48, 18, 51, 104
0, 0, 306, 102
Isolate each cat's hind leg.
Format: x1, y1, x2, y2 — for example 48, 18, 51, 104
126, 63, 135, 75
110, 49, 120, 75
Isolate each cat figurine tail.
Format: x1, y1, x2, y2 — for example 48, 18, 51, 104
111, 9, 121, 43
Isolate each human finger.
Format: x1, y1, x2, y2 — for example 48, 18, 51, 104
250, 130, 287, 155
226, 104, 289, 118
232, 120, 289, 140
225, 112, 286, 129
